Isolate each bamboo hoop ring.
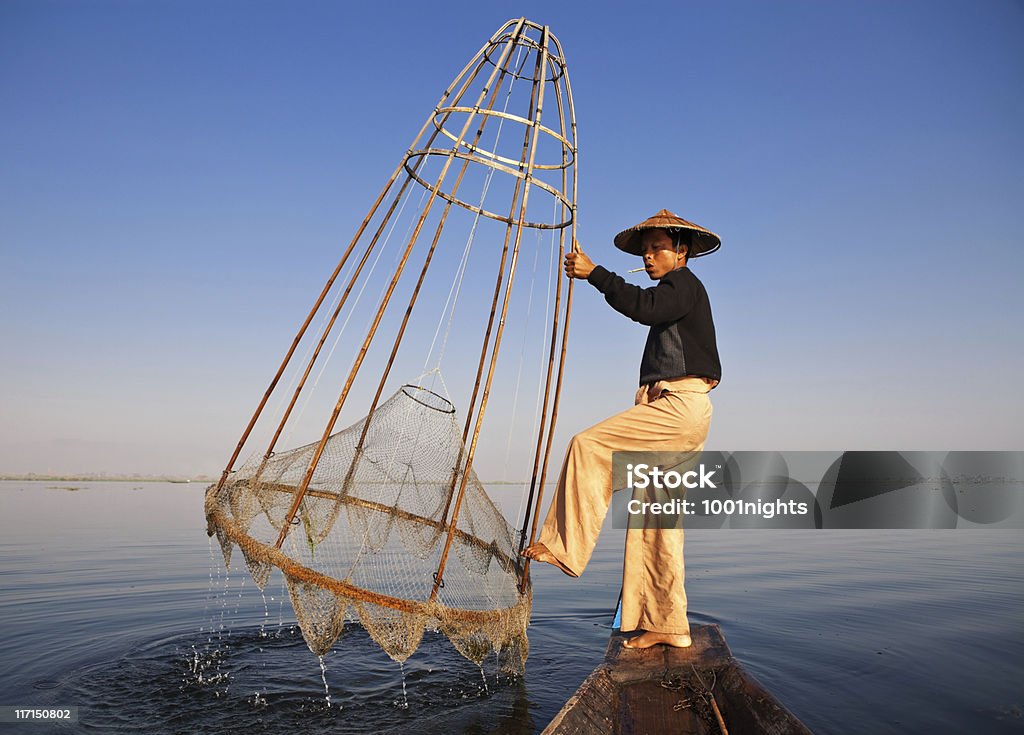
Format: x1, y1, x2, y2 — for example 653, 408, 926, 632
403, 149, 573, 230
482, 34, 566, 82
207, 502, 525, 623
400, 384, 457, 414
430, 106, 575, 171
226, 479, 518, 567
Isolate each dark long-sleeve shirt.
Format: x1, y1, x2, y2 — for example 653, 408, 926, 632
586, 265, 722, 386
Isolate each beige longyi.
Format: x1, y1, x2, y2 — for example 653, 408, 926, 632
537, 376, 713, 635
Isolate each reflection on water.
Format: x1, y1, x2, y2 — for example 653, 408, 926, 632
0, 481, 1022, 733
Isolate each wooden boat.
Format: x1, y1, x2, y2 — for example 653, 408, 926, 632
542, 624, 814, 735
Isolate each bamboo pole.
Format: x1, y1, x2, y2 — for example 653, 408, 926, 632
332, 31, 525, 504
436, 31, 546, 532
431, 25, 553, 596
521, 32, 579, 589
274, 19, 528, 549
259, 41, 517, 465
517, 43, 575, 566
209, 20, 504, 500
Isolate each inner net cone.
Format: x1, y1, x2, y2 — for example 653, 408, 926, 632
204, 385, 530, 670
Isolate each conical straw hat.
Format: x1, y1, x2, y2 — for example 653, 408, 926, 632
613, 209, 721, 258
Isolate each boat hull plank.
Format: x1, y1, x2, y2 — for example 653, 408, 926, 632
542, 624, 813, 735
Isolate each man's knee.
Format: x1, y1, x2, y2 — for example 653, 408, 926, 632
570, 430, 595, 452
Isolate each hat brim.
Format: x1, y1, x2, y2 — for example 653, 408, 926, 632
613, 226, 722, 258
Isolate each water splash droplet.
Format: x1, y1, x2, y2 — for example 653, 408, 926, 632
479, 664, 489, 695
318, 655, 331, 707
396, 660, 409, 710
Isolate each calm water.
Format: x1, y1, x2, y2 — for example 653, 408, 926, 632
0, 480, 1021, 733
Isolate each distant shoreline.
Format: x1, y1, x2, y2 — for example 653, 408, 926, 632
0, 474, 216, 483
0, 475, 551, 485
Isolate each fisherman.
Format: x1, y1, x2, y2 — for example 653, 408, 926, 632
522, 209, 721, 649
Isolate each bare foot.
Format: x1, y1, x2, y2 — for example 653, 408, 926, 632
623, 631, 692, 649
520, 543, 575, 576
521, 542, 558, 564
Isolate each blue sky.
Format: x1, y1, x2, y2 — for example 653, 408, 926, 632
1, 0, 1022, 477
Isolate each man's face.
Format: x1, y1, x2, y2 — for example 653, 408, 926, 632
639, 229, 685, 280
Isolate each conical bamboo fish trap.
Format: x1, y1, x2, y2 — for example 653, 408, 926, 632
205, 18, 578, 671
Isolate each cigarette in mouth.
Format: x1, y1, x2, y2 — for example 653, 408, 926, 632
628, 267, 645, 273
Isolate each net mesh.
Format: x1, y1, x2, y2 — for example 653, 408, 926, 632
205, 385, 530, 671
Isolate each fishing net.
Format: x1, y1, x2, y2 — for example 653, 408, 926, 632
204, 18, 578, 674
205, 384, 529, 669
